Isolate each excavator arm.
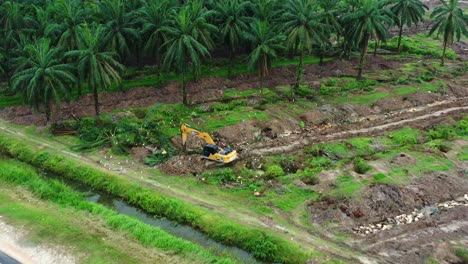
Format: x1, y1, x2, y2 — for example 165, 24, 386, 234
181, 123, 215, 148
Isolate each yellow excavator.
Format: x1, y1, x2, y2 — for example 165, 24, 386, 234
180, 123, 237, 164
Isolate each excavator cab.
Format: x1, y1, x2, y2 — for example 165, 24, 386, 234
203, 144, 219, 157
181, 124, 238, 164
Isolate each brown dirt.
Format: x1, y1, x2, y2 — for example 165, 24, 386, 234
130, 147, 150, 163
216, 121, 260, 146
308, 173, 468, 228
389, 153, 417, 166
158, 154, 207, 176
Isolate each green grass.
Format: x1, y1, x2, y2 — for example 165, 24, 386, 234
0, 159, 236, 264
393, 81, 444, 95
454, 246, 468, 263
330, 176, 365, 198
332, 91, 389, 105
268, 186, 319, 212
378, 34, 457, 60
0, 191, 150, 264
0, 93, 22, 109
457, 146, 468, 161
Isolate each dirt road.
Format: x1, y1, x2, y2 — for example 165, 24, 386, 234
0, 219, 75, 264
245, 97, 468, 157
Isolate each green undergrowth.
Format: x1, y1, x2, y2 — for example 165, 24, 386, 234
0, 133, 313, 263
377, 34, 456, 60
0, 159, 235, 264
0, 189, 170, 264
319, 78, 376, 96
332, 91, 389, 105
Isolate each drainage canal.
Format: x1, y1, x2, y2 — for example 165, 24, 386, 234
49, 175, 260, 264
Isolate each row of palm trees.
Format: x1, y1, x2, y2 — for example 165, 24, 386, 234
0, 0, 466, 120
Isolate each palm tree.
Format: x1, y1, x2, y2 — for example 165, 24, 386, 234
66, 25, 124, 116
281, 0, 327, 97
160, 2, 216, 105
429, 0, 467, 66
139, 0, 175, 83
214, 0, 251, 78
0, 1, 24, 39
245, 20, 284, 90
52, 0, 88, 51
316, 0, 342, 64
24, 5, 58, 40
98, 0, 139, 59
390, 0, 428, 53
11, 39, 76, 122
342, 0, 393, 79
252, 0, 278, 21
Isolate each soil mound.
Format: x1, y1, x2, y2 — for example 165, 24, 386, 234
158, 154, 206, 175
216, 121, 260, 145
130, 147, 150, 163
308, 173, 468, 228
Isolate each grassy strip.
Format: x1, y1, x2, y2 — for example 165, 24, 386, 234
0, 159, 234, 264
0, 132, 312, 263
0, 188, 181, 264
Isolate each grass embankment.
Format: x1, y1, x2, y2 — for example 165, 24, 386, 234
0, 132, 313, 264
0, 184, 192, 264
0, 159, 234, 264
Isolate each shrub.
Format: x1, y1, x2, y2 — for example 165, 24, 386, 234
388, 127, 421, 145
353, 158, 372, 174
265, 165, 285, 179
373, 173, 387, 183
201, 168, 236, 184
428, 125, 457, 140
309, 156, 333, 169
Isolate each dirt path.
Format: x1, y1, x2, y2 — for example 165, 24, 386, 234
245, 97, 468, 157
0, 219, 76, 264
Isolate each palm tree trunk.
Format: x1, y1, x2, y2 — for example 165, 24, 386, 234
373, 40, 378, 57
93, 85, 100, 116
156, 48, 162, 86
45, 101, 51, 122
397, 23, 403, 53
441, 40, 447, 66
228, 49, 234, 79
182, 70, 188, 105
294, 48, 304, 98
77, 78, 82, 97
357, 36, 369, 80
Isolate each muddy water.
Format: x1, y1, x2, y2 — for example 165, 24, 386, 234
51, 176, 260, 264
